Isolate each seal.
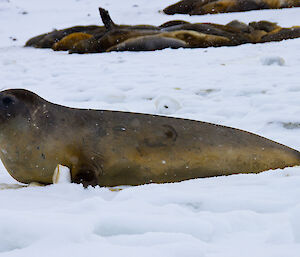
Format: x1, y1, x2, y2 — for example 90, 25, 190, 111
106, 30, 230, 52
25, 25, 104, 49
0, 89, 299, 187
52, 32, 93, 51
106, 34, 187, 52
25, 7, 300, 54
163, 0, 300, 15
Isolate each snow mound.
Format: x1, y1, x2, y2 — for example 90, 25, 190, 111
155, 96, 181, 114
261, 56, 285, 66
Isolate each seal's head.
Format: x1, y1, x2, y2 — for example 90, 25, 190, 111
0, 89, 47, 133
0, 89, 32, 125
0, 89, 53, 184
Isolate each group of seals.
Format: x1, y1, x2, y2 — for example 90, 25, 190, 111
25, 7, 300, 54
0, 89, 299, 187
163, 0, 300, 15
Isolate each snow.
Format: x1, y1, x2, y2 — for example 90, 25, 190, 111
260, 56, 285, 66
0, 0, 300, 256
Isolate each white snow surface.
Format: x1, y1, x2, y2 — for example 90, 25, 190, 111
0, 0, 300, 256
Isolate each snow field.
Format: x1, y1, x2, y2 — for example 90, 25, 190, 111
0, 0, 300, 256
1, 167, 300, 257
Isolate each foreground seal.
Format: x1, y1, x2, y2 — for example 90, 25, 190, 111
0, 89, 299, 187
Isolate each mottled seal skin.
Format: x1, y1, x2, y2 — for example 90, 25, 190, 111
106, 34, 187, 52
0, 89, 299, 187
52, 32, 93, 51
261, 26, 300, 42
25, 7, 300, 54
106, 29, 230, 52
163, 0, 300, 15
249, 21, 280, 32
25, 25, 103, 48
161, 23, 250, 45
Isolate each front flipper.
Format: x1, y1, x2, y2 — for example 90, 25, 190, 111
52, 164, 71, 184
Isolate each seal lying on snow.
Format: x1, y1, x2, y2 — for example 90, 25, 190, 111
163, 0, 300, 15
25, 7, 300, 54
0, 89, 299, 187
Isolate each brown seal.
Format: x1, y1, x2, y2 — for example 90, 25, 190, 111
163, 0, 300, 15
106, 30, 230, 52
52, 32, 93, 51
25, 7, 300, 54
0, 89, 299, 187
25, 25, 104, 49
106, 34, 187, 52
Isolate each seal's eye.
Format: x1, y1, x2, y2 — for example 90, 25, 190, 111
2, 96, 14, 107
